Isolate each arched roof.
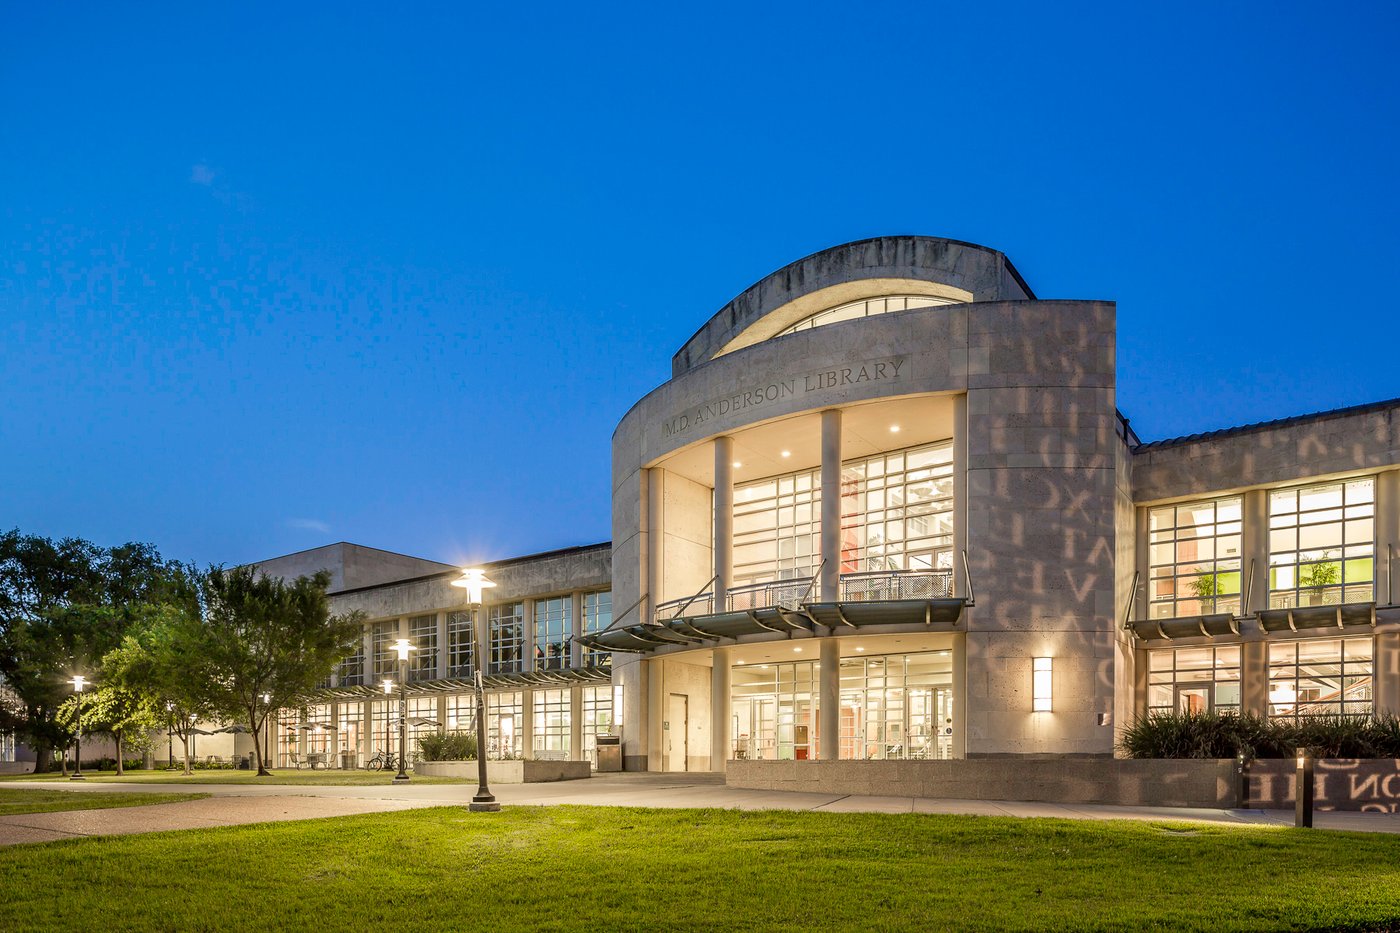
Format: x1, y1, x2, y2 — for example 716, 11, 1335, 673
672, 236, 1034, 376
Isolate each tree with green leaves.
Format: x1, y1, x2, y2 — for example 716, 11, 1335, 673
196, 566, 363, 776
55, 681, 163, 774
0, 530, 189, 773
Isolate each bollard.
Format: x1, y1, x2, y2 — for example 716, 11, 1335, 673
1295, 747, 1314, 828
1235, 750, 1248, 809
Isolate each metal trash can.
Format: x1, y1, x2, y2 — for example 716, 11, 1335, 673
341, 750, 357, 770
595, 734, 622, 772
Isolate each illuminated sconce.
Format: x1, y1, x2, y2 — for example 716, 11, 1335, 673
1032, 657, 1053, 712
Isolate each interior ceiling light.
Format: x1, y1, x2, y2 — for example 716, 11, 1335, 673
732, 461, 742, 468
890, 424, 901, 433
780, 450, 791, 458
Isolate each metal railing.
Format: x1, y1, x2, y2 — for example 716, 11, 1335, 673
726, 578, 814, 612
840, 569, 954, 602
654, 592, 713, 622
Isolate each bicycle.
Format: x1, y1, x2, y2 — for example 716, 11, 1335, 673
366, 749, 398, 772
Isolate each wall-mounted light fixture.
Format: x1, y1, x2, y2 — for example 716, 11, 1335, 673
1032, 657, 1053, 712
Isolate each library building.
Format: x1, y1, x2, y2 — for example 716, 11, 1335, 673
253, 236, 1400, 778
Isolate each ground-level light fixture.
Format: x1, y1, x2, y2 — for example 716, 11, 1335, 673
1032, 657, 1053, 711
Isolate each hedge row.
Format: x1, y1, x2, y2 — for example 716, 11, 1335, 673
1120, 712, 1400, 760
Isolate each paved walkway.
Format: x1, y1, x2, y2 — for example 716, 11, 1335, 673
3, 773, 1398, 845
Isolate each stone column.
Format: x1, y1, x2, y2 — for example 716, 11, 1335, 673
819, 638, 840, 761
648, 469, 665, 612
1377, 470, 1400, 607
1135, 506, 1149, 622
820, 409, 843, 601
1241, 641, 1268, 716
1244, 490, 1269, 615
647, 657, 665, 771
952, 394, 968, 598
522, 598, 536, 674
1133, 644, 1149, 719
570, 591, 584, 669
710, 646, 731, 772
569, 685, 584, 761
713, 438, 733, 609
1375, 633, 1400, 716
436, 611, 449, 680
361, 626, 374, 689
950, 633, 967, 759
521, 689, 535, 760
361, 699, 372, 765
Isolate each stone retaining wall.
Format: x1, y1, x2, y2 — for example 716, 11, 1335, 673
1246, 759, 1400, 813
725, 758, 1237, 808
413, 759, 591, 783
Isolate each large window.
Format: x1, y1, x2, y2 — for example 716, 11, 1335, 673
839, 652, 953, 760
533, 596, 572, 672
582, 591, 613, 667
1147, 498, 1243, 619
408, 614, 438, 683
445, 694, 476, 733
446, 610, 475, 678
840, 443, 955, 574
305, 704, 333, 759
407, 696, 438, 761
733, 467, 821, 588
338, 635, 365, 687
489, 603, 525, 674
488, 692, 523, 759
1147, 646, 1241, 714
371, 621, 398, 682
777, 295, 958, 338
1269, 479, 1375, 609
731, 661, 819, 761
369, 700, 395, 759
532, 688, 571, 759
276, 708, 301, 768
338, 702, 363, 768
581, 685, 614, 766
1269, 637, 1373, 720
729, 441, 955, 589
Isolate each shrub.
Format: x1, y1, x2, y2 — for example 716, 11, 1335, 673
418, 731, 477, 762
1121, 711, 1400, 759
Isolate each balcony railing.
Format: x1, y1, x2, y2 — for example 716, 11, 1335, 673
840, 569, 954, 602
652, 569, 955, 621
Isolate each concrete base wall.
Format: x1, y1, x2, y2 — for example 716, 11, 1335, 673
726, 758, 1236, 808
413, 759, 591, 783
1247, 759, 1400, 813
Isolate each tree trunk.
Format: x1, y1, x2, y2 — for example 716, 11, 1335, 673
115, 732, 124, 776
251, 715, 271, 776
60, 748, 68, 777
182, 733, 193, 775
31, 739, 54, 774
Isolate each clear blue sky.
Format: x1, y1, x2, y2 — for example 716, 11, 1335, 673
3, 2, 1398, 568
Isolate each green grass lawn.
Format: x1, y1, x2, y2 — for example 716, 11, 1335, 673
2, 806, 1399, 932
0, 788, 208, 816
0, 768, 470, 786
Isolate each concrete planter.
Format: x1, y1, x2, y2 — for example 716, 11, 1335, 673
1246, 759, 1400, 812
725, 758, 1237, 808
413, 759, 591, 783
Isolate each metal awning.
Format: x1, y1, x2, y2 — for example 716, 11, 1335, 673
579, 596, 969, 654
1256, 602, 1376, 633
310, 665, 612, 701
1130, 613, 1240, 641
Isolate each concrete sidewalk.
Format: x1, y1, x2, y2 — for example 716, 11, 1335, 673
3, 773, 1398, 845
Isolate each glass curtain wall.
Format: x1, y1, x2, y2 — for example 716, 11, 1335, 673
407, 697, 438, 761
582, 591, 613, 667
338, 702, 363, 768
840, 444, 955, 574
445, 694, 476, 733
338, 638, 365, 687
488, 692, 524, 759
370, 700, 395, 761
371, 621, 398, 683
446, 610, 474, 678
731, 662, 819, 760
729, 442, 954, 591
276, 708, 301, 768
305, 704, 333, 763
1269, 479, 1375, 609
581, 685, 614, 766
1147, 498, 1243, 619
489, 603, 525, 674
777, 295, 957, 337
1147, 646, 1241, 714
533, 597, 572, 672
1268, 637, 1373, 719
839, 652, 953, 760
408, 614, 437, 683
532, 688, 571, 759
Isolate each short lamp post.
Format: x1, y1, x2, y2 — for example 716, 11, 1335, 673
70, 675, 88, 780
1296, 747, 1315, 829
165, 700, 176, 770
390, 639, 414, 782
381, 679, 395, 772
451, 567, 499, 813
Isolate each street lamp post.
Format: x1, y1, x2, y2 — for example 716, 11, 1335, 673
452, 568, 500, 813
165, 701, 176, 770
70, 675, 87, 781
260, 692, 273, 775
381, 679, 394, 770
390, 639, 414, 782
